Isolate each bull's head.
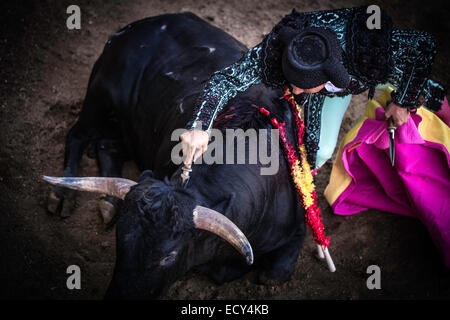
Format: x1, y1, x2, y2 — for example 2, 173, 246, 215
42, 173, 253, 298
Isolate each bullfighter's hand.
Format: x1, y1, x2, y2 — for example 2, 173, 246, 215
384, 101, 410, 128
180, 129, 209, 167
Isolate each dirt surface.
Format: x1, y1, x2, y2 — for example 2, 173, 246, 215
1, 0, 449, 300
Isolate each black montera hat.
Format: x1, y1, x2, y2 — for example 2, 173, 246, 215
280, 27, 350, 89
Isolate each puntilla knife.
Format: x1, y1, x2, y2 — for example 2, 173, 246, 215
387, 117, 396, 167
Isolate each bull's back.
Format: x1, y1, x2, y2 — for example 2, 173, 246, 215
92, 12, 247, 108
88, 13, 248, 172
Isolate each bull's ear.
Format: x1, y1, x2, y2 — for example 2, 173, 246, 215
210, 192, 236, 217
138, 170, 154, 182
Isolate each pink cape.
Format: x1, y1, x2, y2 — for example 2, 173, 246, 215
330, 106, 450, 268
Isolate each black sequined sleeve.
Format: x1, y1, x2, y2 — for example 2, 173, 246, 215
185, 45, 263, 133
421, 79, 448, 112
389, 30, 447, 112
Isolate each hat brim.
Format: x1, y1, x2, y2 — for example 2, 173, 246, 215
281, 49, 326, 89
325, 60, 350, 89
282, 47, 350, 90
281, 27, 351, 90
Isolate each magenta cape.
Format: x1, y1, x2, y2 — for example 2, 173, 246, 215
325, 92, 450, 268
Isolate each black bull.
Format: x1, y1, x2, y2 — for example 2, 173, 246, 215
43, 12, 306, 299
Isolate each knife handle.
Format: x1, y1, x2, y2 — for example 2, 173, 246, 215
387, 117, 396, 131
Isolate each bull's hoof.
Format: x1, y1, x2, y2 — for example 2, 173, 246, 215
98, 197, 117, 225
47, 190, 62, 215
60, 196, 76, 218
47, 187, 77, 218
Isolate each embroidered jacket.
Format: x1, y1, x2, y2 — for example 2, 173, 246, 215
186, 6, 447, 166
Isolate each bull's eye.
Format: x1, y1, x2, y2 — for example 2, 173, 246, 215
159, 250, 178, 267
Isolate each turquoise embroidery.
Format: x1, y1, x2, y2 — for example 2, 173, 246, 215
190, 45, 263, 132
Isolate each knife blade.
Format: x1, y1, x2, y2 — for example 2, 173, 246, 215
387, 117, 396, 167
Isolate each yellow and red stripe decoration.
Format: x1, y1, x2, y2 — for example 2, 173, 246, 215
257, 87, 330, 248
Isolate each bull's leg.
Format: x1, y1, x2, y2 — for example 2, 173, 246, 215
259, 229, 305, 284
47, 121, 92, 217
47, 92, 113, 217
96, 138, 126, 225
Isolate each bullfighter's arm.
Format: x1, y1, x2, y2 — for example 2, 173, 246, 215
388, 30, 447, 112
186, 44, 263, 133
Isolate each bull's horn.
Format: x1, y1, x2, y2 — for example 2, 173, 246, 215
192, 205, 254, 265
41, 176, 137, 200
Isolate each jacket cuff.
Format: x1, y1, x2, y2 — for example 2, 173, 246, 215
185, 120, 206, 131
390, 90, 419, 113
